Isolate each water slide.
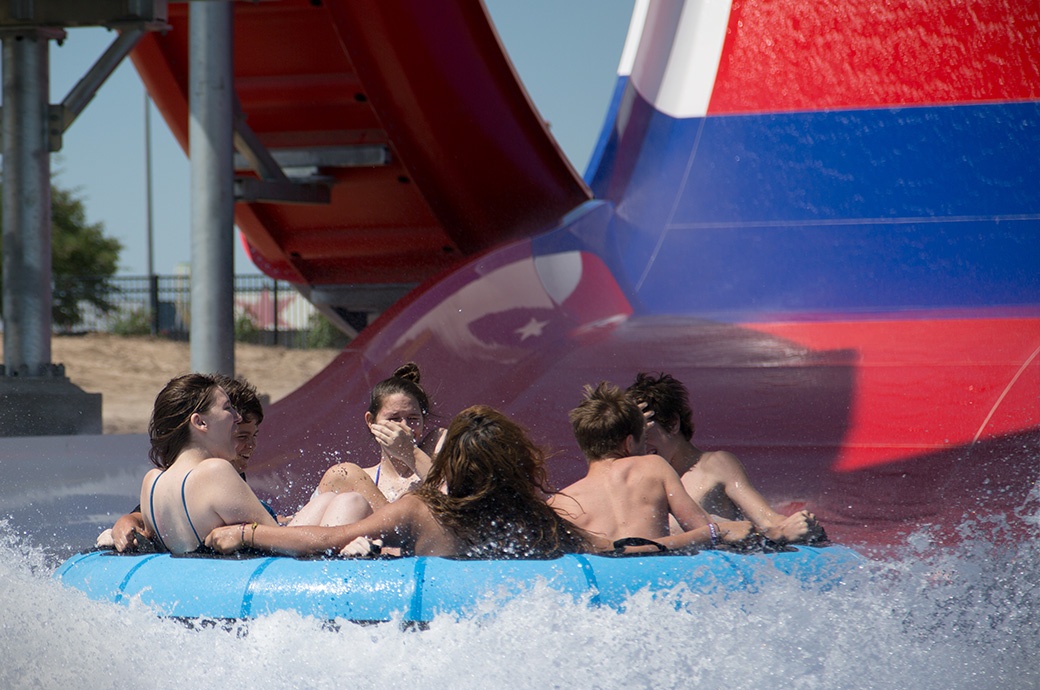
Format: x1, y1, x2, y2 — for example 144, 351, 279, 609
131, 0, 589, 292
127, 0, 1038, 550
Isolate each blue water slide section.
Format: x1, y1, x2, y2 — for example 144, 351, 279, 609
583, 75, 630, 185
567, 95, 1040, 320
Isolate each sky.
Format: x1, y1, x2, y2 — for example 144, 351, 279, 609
39, 1, 635, 277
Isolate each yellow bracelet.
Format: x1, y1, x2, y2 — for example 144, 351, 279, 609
250, 521, 258, 547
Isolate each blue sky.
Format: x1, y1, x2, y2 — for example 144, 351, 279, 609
44, 1, 634, 277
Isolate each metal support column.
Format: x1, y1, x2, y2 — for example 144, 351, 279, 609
145, 92, 159, 335
0, 27, 101, 435
2, 29, 53, 375
189, 1, 235, 376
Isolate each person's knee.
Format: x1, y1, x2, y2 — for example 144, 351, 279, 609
318, 462, 357, 493
334, 491, 373, 517
339, 493, 372, 516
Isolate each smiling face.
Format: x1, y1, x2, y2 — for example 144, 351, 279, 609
366, 392, 425, 442
196, 387, 242, 460
232, 418, 259, 474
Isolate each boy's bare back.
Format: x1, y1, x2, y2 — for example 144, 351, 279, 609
550, 453, 709, 542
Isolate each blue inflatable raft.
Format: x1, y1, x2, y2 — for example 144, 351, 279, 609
54, 545, 863, 623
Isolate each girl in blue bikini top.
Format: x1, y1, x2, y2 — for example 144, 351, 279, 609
140, 374, 376, 554
139, 374, 281, 554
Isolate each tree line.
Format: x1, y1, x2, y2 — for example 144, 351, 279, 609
0, 179, 122, 329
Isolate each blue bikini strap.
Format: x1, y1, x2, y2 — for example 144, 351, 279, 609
181, 470, 204, 548
147, 471, 170, 552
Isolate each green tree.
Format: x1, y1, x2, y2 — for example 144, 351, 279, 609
0, 182, 122, 329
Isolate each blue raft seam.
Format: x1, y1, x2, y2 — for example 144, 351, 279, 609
409, 557, 428, 621
570, 554, 602, 607
52, 551, 89, 580
240, 557, 279, 618
114, 553, 164, 605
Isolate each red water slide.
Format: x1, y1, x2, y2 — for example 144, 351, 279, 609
130, 0, 589, 288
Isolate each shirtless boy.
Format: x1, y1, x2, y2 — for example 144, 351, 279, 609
549, 382, 753, 551
627, 372, 826, 544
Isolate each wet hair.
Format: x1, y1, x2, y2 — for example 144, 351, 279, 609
626, 372, 695, 441
148, 373, 223, 469
368, 362, 431, 418
569, 381, 645, 460
413, 405, 590, 559
214, 375, 264, 425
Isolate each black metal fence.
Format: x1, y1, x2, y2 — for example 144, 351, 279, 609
63, 274, 343, 349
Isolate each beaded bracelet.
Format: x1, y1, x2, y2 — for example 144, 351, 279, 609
708, 522, 719, 547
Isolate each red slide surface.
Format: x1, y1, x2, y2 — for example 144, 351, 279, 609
131, 0, 589, 287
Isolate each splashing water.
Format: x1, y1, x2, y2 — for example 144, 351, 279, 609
2, 506, 1037, 690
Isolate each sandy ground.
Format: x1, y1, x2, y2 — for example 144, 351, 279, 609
2, 334, 343, 434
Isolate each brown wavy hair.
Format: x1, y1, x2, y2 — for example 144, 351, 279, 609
148, 373, 223, 469
626, 372, 695, 441
413, 405, 590, 558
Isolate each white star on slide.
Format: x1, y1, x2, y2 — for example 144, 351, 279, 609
515, 317, 549, 341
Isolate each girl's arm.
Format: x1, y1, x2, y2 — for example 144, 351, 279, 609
196, 458, 279, 528
206, 495, 421, 556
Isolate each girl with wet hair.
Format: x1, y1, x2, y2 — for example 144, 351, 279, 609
147, 373, 229, 470
139, 374, 371, 555
205, 405, 591, 559
139, 374, 279, 554
413, 405, 589, 558
316, 362, 446, 509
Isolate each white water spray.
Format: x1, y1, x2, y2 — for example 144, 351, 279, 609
2, 502, 1037, 690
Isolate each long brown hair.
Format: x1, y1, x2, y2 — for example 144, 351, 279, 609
413, 405, 590, 558
148, 373, 222, 469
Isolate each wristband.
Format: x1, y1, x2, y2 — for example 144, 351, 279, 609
708, 522, 719, 547
250, 522, 258, 548
240, 523, 247, 547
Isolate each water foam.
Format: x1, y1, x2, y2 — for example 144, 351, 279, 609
3, 510, 1037, 690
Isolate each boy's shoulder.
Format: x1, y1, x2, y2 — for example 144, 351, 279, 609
686, 449, 744, 478
621, 453, 674, 474
589, 454, 675, 486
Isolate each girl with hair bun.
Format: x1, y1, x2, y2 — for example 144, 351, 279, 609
206, 405, 591, 559
316, 362, 446, 510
